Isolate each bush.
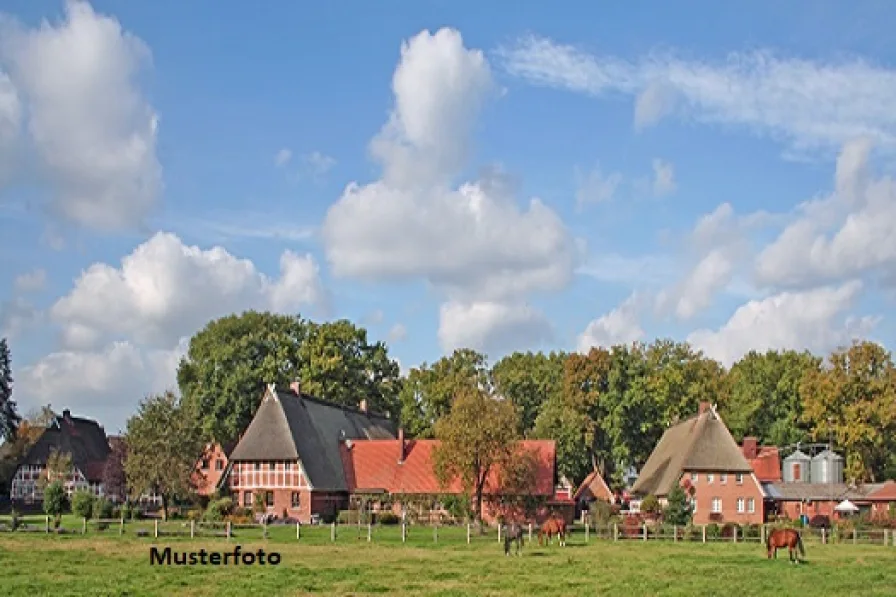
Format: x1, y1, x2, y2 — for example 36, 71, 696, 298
684, 524, 701, 541
377, 512, 400, 525
94, 498, 114, 520
664, 486, 692, 526
720, 523, 737, 538
71, 490, 95, 519
43, 481, 68, 518
10, 508, 20, 531
441, 494, 471, 522
337, 510, 361, 525
705, 523, 721, 539
640, 495, 661, 516
203, 497, 233, 522
809, 514, 831, 529
589, 500, 613, 525
742, 523, 760, 539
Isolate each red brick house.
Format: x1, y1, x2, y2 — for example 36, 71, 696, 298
340, 433, 573, 524
765, 481, 891, 520
224, 382, 397, 522
192, 441, 236, 498
631, 402, 765, 525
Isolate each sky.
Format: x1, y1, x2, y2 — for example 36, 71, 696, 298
2, 0, 896, 433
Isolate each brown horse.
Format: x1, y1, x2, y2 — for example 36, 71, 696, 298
766, 528, 805, 563
537, 516, 567, 547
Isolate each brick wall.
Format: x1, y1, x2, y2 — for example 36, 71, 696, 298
683, 470, 764, 525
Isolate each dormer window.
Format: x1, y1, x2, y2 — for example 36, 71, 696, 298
201, 459, 209, 470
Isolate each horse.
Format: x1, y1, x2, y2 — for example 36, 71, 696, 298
766, 528, 805, 564
538, 516, 567, 547
503, 522, 524, 556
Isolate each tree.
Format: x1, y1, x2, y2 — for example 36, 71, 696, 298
491, 351, 566, 434
0, 337, 21, 441
432, 385, 520, 526
801, 341, 896, 482
399, 349, 490, 438
43, 481, 67, 522
532, 397, 592, 484
124, 391, 204, 520
723, 349, 821, 446
42, 448, 73, 488
490, 446, 542, 519
102, 440, 127, 503
664, 485, 693, 526
0, 406, 53, 493
71, 489, 96, 519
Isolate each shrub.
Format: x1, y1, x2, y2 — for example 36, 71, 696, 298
71, 490, 96, 519
589, 500, 613, 525
664, 486, 692, 526
94, 498, 114, 520
203, 497, 233, 522
640, 495, 661, 516
337, 510, 361, 525
684, 524, 701, 541
377, 512, 400, 525
441, 494, 471, 522
43, 481, 68, 518
809, 514, 831, 529
321, 512, 337, 524
10, 508, 20, 531
705, 523, 721, 539
742, 523, 760, 539
720, 523, 737, 538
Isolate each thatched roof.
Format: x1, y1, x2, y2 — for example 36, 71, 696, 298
228, 385, 397, 491
631, 406, 752, 497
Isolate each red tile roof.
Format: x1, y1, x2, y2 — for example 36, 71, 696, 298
742, 445, 782, 482
868, 480, 896, 501
574, 470, 614, 502
341, 439, 556, 496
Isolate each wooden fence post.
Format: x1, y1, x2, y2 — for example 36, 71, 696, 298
154, 519, 159, 538
296, 522, 300, 540
190, 520, 195, 538
119, 516, 124, 536
585, 522, 590, 543
821, 528, 826, 544
733, 526, 738, 543
528, 522, 533, 543
467, 523, 471, 544
226, 521, 231, 540
367, 522, 372, 542
643, 523, 647, 542
853, 528, 857, 545
702, 525, 706, 543
45, 515, 49, 534
401, 522, 407, 543
263, 520, 268, 540
673, 525, 678, 542
331, 521, 336, 542
82, 517, 87, 534
613, 522, 618, 542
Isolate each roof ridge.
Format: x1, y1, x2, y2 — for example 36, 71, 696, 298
276, 387, 392, 420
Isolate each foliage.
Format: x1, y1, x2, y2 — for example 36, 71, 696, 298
705, 523, 721, 539
102, 439, 127, 502
124, 391, 204, 521
178, 312, 402, 444
432, 384, 521, 524
253, 492, 266, 514
41, 449, 73, 489
801, 341, 896, 482
0, 411, 48, 493
203, 497, 233, 521
589, 499, 613, 524
400, 349, 490, 438
43, 481, 67, 518
440, 493, 472, 522
0, 337, 21, 441
532, 397, 592, 485
640, 494, 661, 516
376, 512, 400, 525
664, 485, 693, 526
491, 351, 566, 434
10, 508, 20, 530
809, 515, 831, 529
94, 498, 114, 520
71, 490, 96, 519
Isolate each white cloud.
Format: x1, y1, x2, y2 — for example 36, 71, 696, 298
656, 248, 735, 320
14, 268, 47, 293
0, 0, 161, 231
322, 28, 577, 302
301, 151, 336, 179
651, 159, 676, 197
496, 36, 896, 156
577, 293, 645, 352
0, 70, 21, 187
438, 300, 553, 355
576, 253, 677, 286
388, 323, 407, 343
50, 231, 326, 349
687, 281, 877, 367
13, 338, 188, 433
575, 164, 621, 207
274, 148, 292, 167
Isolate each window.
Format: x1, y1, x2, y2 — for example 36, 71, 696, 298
793, 463, 801, 481
735, 473, 744, 485
265, 491, 274, 506
711, 498, 722, 513
737, 498, 745, 513
291, 492, 300, 508
691, 498, 697, 514
690, 472, 698, 483
215, 459, 224, 471
284, 462, 291, 471
707, 473, 714, 484
720, 473, 727, 484
254, 462, 261, 471
201, 459, 209, 470
747, 498, 755, 513
243, 491, 252, 507
269, 462, 275, 471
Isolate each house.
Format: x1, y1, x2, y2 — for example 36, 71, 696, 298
573, 469, 614, 518
741, 437, 782, 483
340, 433, 573, 524
9, 409, 112, 504
192, 441, 237, 498
762, 481, 890, 520
223, 382, 397, 522
867, 481, 896, 517
630, 402, 765, 525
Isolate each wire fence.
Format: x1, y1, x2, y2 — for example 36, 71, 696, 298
1, 515, 895, 548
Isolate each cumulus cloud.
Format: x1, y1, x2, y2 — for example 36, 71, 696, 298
14, 268, 47, 293
438, 300, 553, 355
322, 28, 577, 302
651, 159, 676, 197
0, 70, 21, 187
301, 151, 336, 179
577, 293, 645, 352
687, 281, 877, 366
50, 231, 326, 349
575, 163, 621, 207
0, 0, 161, 231
496, 36, 896, 156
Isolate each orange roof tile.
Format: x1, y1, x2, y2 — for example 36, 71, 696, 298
341, 439, 556, 496
574, 470, 614, 502
741, 445, 782, 482
869, 480, 896, 501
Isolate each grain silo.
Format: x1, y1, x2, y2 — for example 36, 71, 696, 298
811, 449, 844, 484
783, 449, 812, 483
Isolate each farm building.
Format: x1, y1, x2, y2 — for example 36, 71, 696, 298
573, 469, 615, 518
630, 402, 765, 525
740, 437, 782, 483
762, 481, 891, 520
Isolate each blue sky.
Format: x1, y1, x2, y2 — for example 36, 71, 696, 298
2, 0, 896, 432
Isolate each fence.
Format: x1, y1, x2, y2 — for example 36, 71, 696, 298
2, 515, 895, 548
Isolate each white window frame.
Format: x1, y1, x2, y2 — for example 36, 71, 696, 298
736, 498, 745, 513
711, 498, 722, 513
707, 473, 714, 484
747, 498, 755, 513
720, 473, 727, 484
690, 472, 698, 484
735, 473, 744, 485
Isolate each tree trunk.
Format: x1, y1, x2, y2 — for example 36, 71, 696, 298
161, 494, 169, 522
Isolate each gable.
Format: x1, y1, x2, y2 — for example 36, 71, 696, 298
20, 414, 111, 481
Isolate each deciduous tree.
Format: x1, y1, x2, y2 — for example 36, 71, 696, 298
491, 351, 566, 434
124, 391, 204, 520
102, 439, 127, 503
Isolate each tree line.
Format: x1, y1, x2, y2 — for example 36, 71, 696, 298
2, 311, 896, 518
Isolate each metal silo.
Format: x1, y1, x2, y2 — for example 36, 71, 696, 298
783, 449, 812, 483
811, 449, 844, 484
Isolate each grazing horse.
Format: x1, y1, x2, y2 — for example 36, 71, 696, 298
538, 517, 567, 547
767, 528, 805, 564
503, 522, 524, 556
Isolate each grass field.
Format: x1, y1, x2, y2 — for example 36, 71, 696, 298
2, 524, 895, 597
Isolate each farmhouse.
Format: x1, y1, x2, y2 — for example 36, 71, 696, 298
9, 409, 112, 503
573, 469, 615, 517
192, 441, 237, 497
631, 402, 765, 525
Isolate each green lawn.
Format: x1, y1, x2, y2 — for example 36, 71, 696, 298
1, 525, 894, 596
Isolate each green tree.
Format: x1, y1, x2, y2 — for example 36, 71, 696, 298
71, 489, 95, 519
102, 439, 127, 503
801, 341, 896, 482
400, 349, 490, 438
432, 385, 520, 526
41, 448, 73, 489
532, 397, 592, 484
664, 485, 693, 526
640, 494, 660, 516
0, 337, 21, 441
43, 480, 67, 522
124, 391, 204, 520
723, 349, 821, 446
491, 351, 566, 434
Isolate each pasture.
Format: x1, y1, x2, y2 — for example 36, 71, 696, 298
1, 523, 895, 596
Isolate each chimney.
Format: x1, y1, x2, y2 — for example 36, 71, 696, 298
743, 436, 758, 460
289, 380, 301, 395
698, 401, 710, 415
62, 409, 71, 420
359, 399, 368, 414
398, 428, 405, 464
